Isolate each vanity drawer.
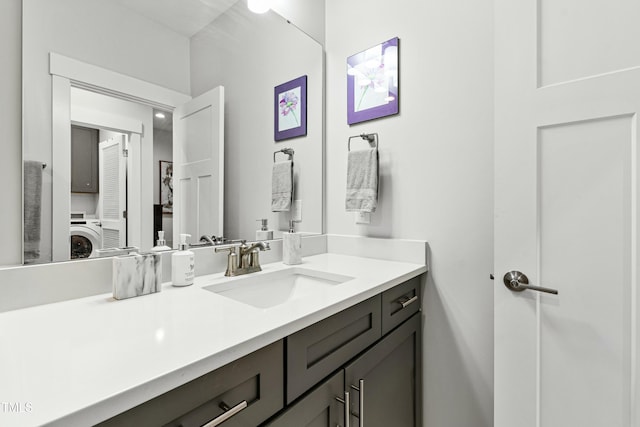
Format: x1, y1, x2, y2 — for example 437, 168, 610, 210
97, 340, 284, 427
286, 295, 381, 404
381, 275, 422, 336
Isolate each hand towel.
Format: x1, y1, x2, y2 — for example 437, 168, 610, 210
23, 160, 43, 262
345, 148, 378, 213
272, 160, 293, 212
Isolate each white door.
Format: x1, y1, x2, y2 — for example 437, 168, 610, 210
173, 87, 224, 246
98, 136, 127, 249
495, 1, 640, 426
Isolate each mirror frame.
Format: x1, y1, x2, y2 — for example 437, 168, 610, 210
48, 53, 192, 262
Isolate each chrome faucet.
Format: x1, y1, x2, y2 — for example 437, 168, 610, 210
215, 240, 271, 277
191, 235, 233, 248
200, 235, 216, 246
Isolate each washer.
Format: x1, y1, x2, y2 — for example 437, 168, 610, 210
70, 217, 103, 259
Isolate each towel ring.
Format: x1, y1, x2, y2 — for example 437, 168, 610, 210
274, 148, 295, 163
348, 133, 378, 151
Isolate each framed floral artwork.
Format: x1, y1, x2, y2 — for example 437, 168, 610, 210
347, 37, 399, 125
275, 75, 307, 141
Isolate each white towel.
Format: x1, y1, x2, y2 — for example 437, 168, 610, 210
345, 148, 378, 213
272, 160, 293, 212
23, 160, 43, 262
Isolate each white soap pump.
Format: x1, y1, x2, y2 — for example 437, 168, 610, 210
282, 220, 302, 265
256, 218, 274, 240
171, 234, 194, 287
151, 230, 172, 252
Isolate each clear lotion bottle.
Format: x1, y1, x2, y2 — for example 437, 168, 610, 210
172, 234, 194, 287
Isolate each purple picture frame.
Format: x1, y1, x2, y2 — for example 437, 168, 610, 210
275, 75, 307, 141
347, 37, 399, 125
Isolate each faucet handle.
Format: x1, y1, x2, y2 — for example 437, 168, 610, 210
214, 245, 237, 254
215, 245, 238, 277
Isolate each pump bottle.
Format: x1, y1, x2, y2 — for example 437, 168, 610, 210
172, 234, 194, 286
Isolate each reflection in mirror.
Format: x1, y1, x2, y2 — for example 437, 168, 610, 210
22, 0, 324, 265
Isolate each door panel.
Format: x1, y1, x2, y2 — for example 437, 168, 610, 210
266, 371, 344, 427
173, 87, 224, 244
538, 0, 640, 86
539, 117, 632, 425
344, 313, 421, 427
98, 136, 126, 249
495, 0, 640, 426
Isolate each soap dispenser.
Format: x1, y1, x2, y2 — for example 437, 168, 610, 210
172, 234, 194, 287
151, 230, 172, 252
282, 220, 302, 265
256, 218, 274, 240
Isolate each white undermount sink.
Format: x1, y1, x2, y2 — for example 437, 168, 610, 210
203, 267, 354, 309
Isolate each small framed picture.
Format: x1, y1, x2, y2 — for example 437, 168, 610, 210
347, 37, 399, 125
159, 160, 173, 215
275, 75, 307, 141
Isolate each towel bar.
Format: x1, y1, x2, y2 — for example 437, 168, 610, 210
273, 148, 295, 163
348, 133, 378, 151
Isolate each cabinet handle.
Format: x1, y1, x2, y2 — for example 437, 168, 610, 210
350, 379, 365, 427
200, 400, 247, 427
398, 295, 418, 308
335, 391, 350, 427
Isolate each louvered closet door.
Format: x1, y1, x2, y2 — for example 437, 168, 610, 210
98, 136, 127, 249
494, 1, 640, 426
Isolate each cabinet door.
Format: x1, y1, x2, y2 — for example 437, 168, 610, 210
97, 340, 283, 427
344, 313, 422, 427
71, 125, 99, 193
287, 296, 381, 403
266, 371, 345, 427
381, 275, 421, 336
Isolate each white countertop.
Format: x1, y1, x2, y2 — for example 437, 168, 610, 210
0, 253, 426, 426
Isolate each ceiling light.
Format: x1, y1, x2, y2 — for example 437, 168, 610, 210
155, 112, 166, 119
248, 0, 270, 14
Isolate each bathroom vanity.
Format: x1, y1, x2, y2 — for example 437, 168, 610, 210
0, 237, 427, 427
98, 275, 422, 427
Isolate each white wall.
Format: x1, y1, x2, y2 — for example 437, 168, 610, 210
271, 0, 325, 44
153, 130, 173, 205
21, 0, 190, 263
153, 129, 173, 247
190, 2, 324, 241
0, 0, 22, 266
325, 0, 494, 425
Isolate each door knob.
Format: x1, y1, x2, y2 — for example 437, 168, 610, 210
503, 271, 558, 295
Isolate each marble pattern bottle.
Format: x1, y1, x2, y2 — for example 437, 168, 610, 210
282, 220, 302, 265
112, 253, 162, 300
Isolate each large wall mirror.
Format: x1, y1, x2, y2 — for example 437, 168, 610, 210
22, 0, 324, 265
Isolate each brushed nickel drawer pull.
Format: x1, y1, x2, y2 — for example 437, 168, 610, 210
349, 379, 365, 427
335, 391, 350, 427
201, 400, 247, 427
399, 295, 418, 308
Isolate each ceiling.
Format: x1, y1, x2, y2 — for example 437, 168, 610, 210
114, 0, 238, 37
153, 110, 173, 132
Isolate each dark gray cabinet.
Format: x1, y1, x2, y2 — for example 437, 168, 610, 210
71, 125, 99, 193
96, 340, 284, 427
381, 275, 421, 335
286, 296, 382, 403
266, 371, 345, 427
345, 313, 422, 427
96, 274, 424, 427
282, 275, 424, 427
